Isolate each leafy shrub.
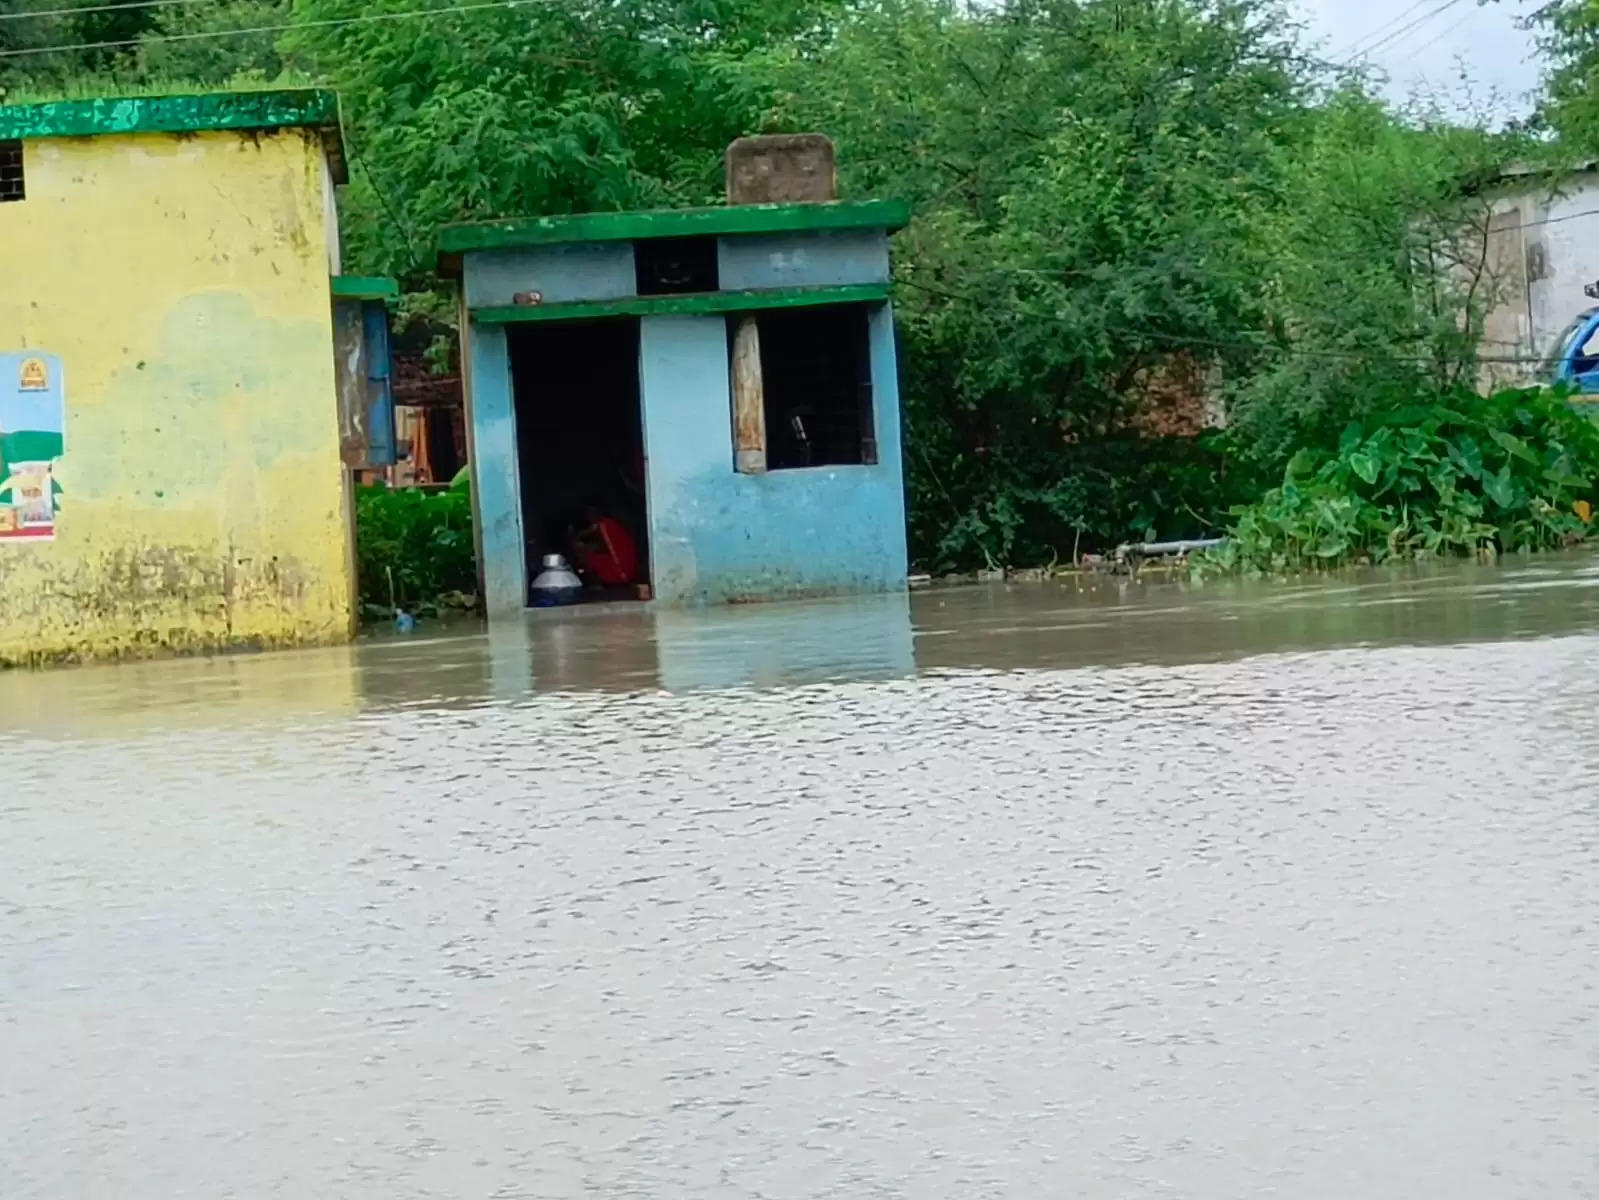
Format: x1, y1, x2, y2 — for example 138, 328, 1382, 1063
917, 430, 1268, 572
1203, 389, 1599, 574
354, 484, 478, 616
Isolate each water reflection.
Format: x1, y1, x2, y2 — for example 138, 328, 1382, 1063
914, 555, 1599, 674
0, 642, 361, 739
358, 592, 917, 704
6, 554, 1599, 735
653, 592, 915, 690
420, 551, 1599, 702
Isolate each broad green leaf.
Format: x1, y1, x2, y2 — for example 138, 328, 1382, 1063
1348, 449, 1381, 485
1447, 435, 1484, 480
1382, 407, 1432, 429
1489, 429, 1540, 466
1284, 448, 1318, 482
1483, 464, 1517, 509
1401, 430, 1435, 459
1544, 469, 1591, 490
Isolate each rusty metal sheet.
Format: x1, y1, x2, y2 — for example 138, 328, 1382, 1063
332, 298, 396, 469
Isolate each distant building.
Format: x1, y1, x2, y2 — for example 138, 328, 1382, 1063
1476, 161, 1599, 391
0, 89, 394, 664
438, 146, 911, 614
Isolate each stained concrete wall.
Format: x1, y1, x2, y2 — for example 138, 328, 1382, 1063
717, 230, 890, 291
469, 301, 910, 613
462, 226, 910, 612
0, 129, 352, 664
639, 305, 908, 606
1479, 171, 1599, 391
461, 318, 526, 615
463, 243, 637, 308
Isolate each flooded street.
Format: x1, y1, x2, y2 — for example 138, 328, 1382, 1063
5, 557, 1599, 1199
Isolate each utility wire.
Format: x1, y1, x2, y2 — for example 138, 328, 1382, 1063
895, 276, 1550, 367
989, 202, 1599, 283
0, 0, 549, 59
1335, 0, 1434, 60
1345, 0, 1468, 65
1426, 4, 1484, 48
1475, 202, 1599, 236
348, 141, 422, 274
0, 0, 229, 24
1381, 0, 1477, 64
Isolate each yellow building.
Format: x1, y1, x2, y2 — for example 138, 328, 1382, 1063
0, 90, 364, 665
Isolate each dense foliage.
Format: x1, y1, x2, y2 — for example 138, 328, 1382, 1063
748, 1, 1513, 567
354, 482, 477, 615
1202, 390, 1599, 574
3, 0, 1576, 583
920, 431, 1267, 570
1526, 0, 1599, 152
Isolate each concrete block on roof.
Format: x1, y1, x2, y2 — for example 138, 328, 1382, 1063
725, 134, 837, 206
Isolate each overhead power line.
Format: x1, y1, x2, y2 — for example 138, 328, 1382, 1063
1483, 204, 1599, 234
1430, 3, 1486, 45
1335, 0, 1434, 60
0, 0, 228, 25
895, 277, 1550, 367
0, 0, 549, 59
1345, 0, 1468, 66
1375, 0, 1483, 63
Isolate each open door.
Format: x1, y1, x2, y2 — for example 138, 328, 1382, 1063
508, 318, 650, 603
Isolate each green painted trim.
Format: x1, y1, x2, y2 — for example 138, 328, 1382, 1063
0, 89, 347, 183
0, 88, 338, 139
331, 275, 399, 301
471, 282, 891, 325
438, 199, 910, 258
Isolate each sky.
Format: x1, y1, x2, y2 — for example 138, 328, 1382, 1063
1294, 0, 1543, 121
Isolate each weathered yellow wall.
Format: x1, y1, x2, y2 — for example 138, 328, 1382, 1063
0, 128, 353, 664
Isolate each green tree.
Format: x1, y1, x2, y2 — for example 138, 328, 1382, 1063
1226, 89, 1510, 462
0, 0, 78, 95
279, 0, 855, 278
70, 0, 156, 73
138, 0, 289, 84
753, 0, 1515, 567
0, 0, 1526, 572
1525, 0, 1599, 149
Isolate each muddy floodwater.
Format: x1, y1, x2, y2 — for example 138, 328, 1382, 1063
5, 558, 1599, 1198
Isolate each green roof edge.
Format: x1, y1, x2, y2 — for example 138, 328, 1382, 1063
437, 199, 910, 265
0, 89, 348, 182
0, 88, 336, 138
331, 275, 400, 301
471, 282, 892, 325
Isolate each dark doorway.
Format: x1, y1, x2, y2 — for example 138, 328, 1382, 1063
508, 319, 649, 602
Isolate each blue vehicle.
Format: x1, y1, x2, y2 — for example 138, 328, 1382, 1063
1545, 306, 1599, 398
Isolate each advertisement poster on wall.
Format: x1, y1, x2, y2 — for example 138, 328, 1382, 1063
0, 352, 65, 542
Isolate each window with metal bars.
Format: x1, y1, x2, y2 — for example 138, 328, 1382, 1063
0, 140, 24, 203
754, 304, 876, 470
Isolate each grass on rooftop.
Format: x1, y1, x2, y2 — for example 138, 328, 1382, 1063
0, 73, 318, 108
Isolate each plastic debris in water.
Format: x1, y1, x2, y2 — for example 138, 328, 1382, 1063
395, 611, 417, 633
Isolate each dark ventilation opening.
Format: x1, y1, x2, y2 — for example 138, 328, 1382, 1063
758, 304, 876, 469
635, 236, 719, 296
0, 141, 24, 203
508, 318, 650, 603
